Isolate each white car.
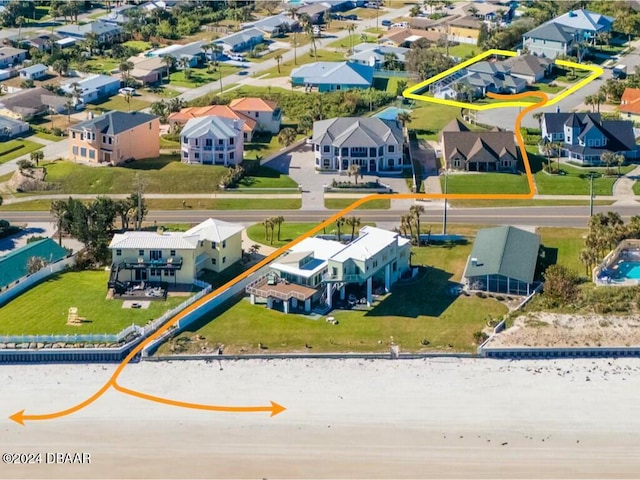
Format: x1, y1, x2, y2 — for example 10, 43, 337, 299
119, 87, 136, 96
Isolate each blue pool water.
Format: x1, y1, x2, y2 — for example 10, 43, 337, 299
374, 107, 411, 121
611, 261, 640, 280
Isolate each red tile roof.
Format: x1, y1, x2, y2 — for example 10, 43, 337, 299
620, 88, 640, 114
168, 105, 256, 131
229, 97, 277, 112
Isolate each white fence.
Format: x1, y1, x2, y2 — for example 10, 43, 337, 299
0, 254, 76, 307
0, 324, 142, 345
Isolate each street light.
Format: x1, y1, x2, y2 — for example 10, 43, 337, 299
442, 168, 448, 235
589, 172, 595, 217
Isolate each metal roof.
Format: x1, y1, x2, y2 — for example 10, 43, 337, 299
109, 232, 200, 250
291, 61, 373, 86
184, 218, 244, 242
0, 239, 69, 289
330, 226, 409, 262
464, 226, 540, 284
181, 115, 243, 140
215, 28, 264, 49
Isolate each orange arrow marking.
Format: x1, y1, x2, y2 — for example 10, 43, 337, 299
7, 86, 592, 425
112, 381, 286, 417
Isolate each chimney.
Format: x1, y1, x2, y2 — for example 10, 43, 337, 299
471, 257, 478, 266
555, 105, 560, 113
157, 226, 165, 235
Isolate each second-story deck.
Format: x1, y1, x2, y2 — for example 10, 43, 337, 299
121, 256, 184, 270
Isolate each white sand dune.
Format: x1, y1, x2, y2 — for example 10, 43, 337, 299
2, 358, 640, 479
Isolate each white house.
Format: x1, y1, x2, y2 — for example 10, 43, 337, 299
311, 117, 405, 172
0, 115, 29, 138
180, 115, 244, 166
229, 97, 281, 135
246, 226, 411, 314
19, 64, 47, 81
61, 74, 120, 105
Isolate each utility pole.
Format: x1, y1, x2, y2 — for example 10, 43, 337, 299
136, 173, 143, 231
589, 173, 594, 217
442, 171, 448, 235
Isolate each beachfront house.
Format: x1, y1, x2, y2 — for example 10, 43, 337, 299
312, 116, 405, 172
68, 111, 160, 165
246, 226, 410, 314
229, 97, 281, 135
108, 218, 244, 290
180, 115, 244, 166
463, 226, 540, 295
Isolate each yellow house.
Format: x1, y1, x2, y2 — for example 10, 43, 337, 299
108, 219, 244, 290
68, 110, 160, 165
447, 16, 483, 45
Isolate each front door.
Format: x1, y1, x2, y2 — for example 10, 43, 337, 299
103, 151, 111, 164
135, 269, 148, 281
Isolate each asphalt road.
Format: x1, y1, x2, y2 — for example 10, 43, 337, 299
3, 204, 638, 228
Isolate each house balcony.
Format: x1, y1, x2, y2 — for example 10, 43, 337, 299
322, 272, 368, 284
122, 256, 184, 270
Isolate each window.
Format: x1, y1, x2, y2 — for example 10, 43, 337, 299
80, 147, 87, 157
72, 132, 76, 139
183, 136, 188, 144
80, 134, 84, 141
182, 151, 188, 158
218, 139, 223, 145
230, 152, 235, 160
116, 249, 121, 256
254, 112, 259, 118
89, 150, 95, 159
194, 138, 199, 147
194, 152, 200, 159
102, 135, 106, 143
378, 146, 384, 156
139, 250, 144, 256
222, 240, 226, 248
92, 133, 95, 140
72, 146, 78, 156
218, 153, 223, 160
149, 122, 152, 130
222, 256, 226, 264
205, 139, 212, 147
230, 138, 234, 145
588, 139, 593, 147
211, 241, 217, 249
341, 147, 348, 157
164, 269, 175, 276
389, 158, 394, 167
388, 145, 395, 153
244, 133, 248, 140
594, 139, 600, 147
212, 258, 216, 265
315, 144, 320, 152
170, 250, 176, 256
323, 145, 330, 153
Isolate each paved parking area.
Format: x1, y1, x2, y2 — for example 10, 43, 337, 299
265, 144, 413, 211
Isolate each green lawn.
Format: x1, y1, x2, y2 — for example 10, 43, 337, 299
442, 44, 479, 59
160, 242, 508, 354
537, 227, 587, 277
324, 198, 391, 210
145, 86, 181, 98
409, 104, 460, 141
531, 82, 565, 94
441, 173, 531, 195
159, 136, 180, 149
632, 182, 640, 195
0, 270, 184, 335
261, 49, 346, 78
243, 132, 290, 161
249, 48, 288, 63
33, 130, 65, 142
88, 95, 151, 113
237, 164, 298, 189
74, 57, 120, 75
0, 139, 44, 164
0, 198, 302, 211
168, 65, 241, 88
122, 40, 153, 53
247, 221, 373, 248
449, 199, 615, 208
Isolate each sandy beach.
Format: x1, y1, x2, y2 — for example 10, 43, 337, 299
2, 357, 640, 479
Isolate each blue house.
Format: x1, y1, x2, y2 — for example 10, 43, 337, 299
61, 74, 120, 105
214, 28, 265, 53
56, 20, 122, 45
291, 61, 374, 92
541, 112, 638, 165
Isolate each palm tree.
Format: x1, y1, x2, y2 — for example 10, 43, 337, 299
601, 151, 615, 174
211, 43, 222, 67
410, 204, 425, 246
16, 16, 25, 42
347, 163, 361, 184
179, 57, 191, 79
50, 200, 68, 245
162, 55, 176, 84
119, 60, 134, 81
275, 53, 283, 74
594, 91, 606, 113
401, 213, 414, 242
292, 31, 298, 65
532, 112, 543, 130
397, 111, 412, 128
262, 218, 273, 242
346, 216, 361, 241
616, 153, 625, 176
124, 91, 132, 111
30, 150, 44, 166
27, 256, 46, 275
278, 128, 297, 147
335, 217, 345, 242
304, 22, 317, 60
347, 23, 356, 54
84, 32, 99, 57
272, 215, 285, 241
551, 141, 563, 173
584, 95, 596, 113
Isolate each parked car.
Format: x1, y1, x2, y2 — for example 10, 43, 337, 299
118, 87, 136, 96
381, 19, 392, 27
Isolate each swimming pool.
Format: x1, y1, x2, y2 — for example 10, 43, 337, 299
374, 107, 411, 121
610, 261, 640, 280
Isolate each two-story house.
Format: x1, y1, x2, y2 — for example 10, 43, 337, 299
522, 9, 614, 59
229, 97, 281, 135
180, 115, 244, 166
108, 218, 244, 290
68, 111, 160, 165
246, 226, 410, 314
541, 111, 638, 165
312, 117, 405, 172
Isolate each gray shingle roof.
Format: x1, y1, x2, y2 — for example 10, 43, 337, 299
465, 226, 540, 284
215, 27, 264, 49
443, 130, 518, 163
181, 115, 243, 140
524, 22, 574, 43
57, 20, 121, 37
312, 117, 403, 148
501, 54, 551, 77
70, 111, 158, 136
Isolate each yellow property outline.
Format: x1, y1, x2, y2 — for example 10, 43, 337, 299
9, 49, 606, 425
402, 48, 603, 111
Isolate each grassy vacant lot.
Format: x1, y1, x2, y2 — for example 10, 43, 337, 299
122, 40, 153, 52
441, 173, 531, 195
31, 157, 296, 195
168, 65, 241, 88
0, 270, 184, 335
244, 132, 293, 161
409, 103, 460, 141
75, 57, 120, 74
324, 198, 391, 210
0, 139, 44, 164
247, 221, 373, 248
449, 199, 615, 208
33, 130, 64, 142
237, 164, 298, 189
537, 227, 587, 277
88, 95, 151, 113
161, 242, 507, 354
262, 49, 346, 78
